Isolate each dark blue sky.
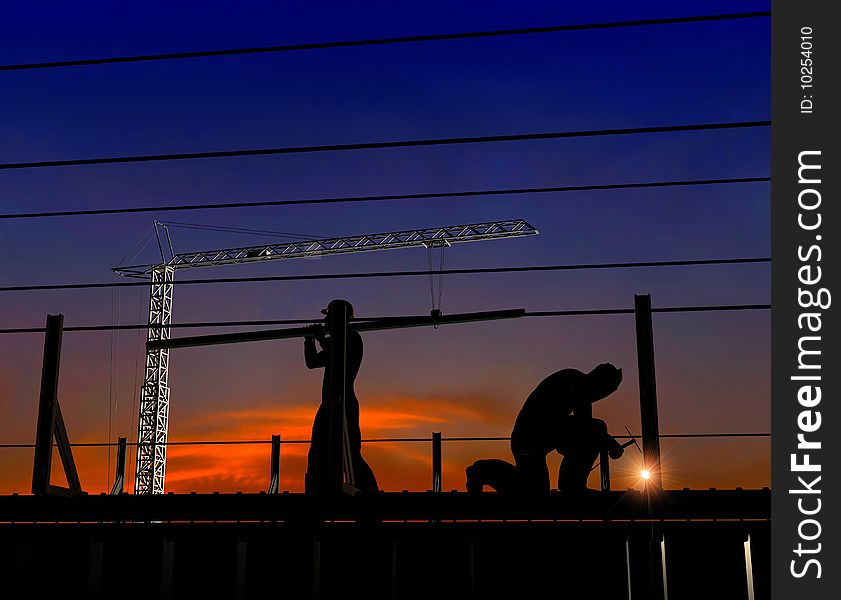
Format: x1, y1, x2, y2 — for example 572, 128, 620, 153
0, 1, 771, 493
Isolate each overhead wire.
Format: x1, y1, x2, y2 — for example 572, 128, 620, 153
0, 303, 770, 336
0, 121, 770, 171
0, 176, 770, 220
0, 12, 770, 72
0, 432, 771, 449
0, 257, 772, 296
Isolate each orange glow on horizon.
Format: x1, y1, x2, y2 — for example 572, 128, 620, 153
0, 389, 770, 495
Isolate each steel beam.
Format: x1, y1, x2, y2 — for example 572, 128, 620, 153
32, 314, 63, 495
110, 437, 127, 495
432, 432, 442, 493
268, 434, 280, 494
32, 314, 83, 497
147, 309, 525, 350
635, 294, 662, 489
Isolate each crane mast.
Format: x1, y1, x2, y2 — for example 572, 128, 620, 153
113, 219, 538, 494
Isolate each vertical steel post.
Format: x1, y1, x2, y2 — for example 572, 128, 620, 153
160, 536, 174, 600
110, 437, 127, 495
86, 537, 104, 600
744, 534, 755, 600
135, 266, 174, 494
327, 303, 350, 494
32, 314, 63, 496
389, 541, 398, 600
660, 533, 669, 600
268, 434, 281, 494
468, 539, 476, 600
311, 536, 321, 600
634, 294, 662, 489
637, 526, 667, 600
236, 536, 247, 600
31, 314, 80, 496
599, 449, 611, 491
432, 432, 442, 493
625, 536, 633, 600
53, 400, 82, 493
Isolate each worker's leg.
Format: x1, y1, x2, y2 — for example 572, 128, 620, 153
344, 395, 379, 494
305, 403, 330, 494
351, 456, 379, 494
557, 418, 608, 492
513, 453, 550, 494
466, 459, 518, 493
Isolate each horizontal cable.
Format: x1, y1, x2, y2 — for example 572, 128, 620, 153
0, 12, 771, 72
0, 176, 771, 220
0, 256, 771, 296
0, 302, 771, 335
530, 304, 771, 317
0, 121, 770, 171
0, 432, 771, 448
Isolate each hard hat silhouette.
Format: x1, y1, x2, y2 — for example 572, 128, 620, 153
321, 299, 354, 319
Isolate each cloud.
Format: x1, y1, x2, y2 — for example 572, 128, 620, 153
157, 391, 514, 492
0, 386, 771, 495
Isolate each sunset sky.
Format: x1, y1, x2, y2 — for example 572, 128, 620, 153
0, 0, 770, 494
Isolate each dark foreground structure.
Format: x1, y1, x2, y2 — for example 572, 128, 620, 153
1, 489, 769, 600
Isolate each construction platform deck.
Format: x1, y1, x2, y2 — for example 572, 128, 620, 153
1, 489, 770, 600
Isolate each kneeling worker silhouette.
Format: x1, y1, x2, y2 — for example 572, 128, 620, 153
304, 299, 378, 495
467, 364, 625, 493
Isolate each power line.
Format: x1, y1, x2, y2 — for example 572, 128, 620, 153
0, 256, 771, 295
0, 319, 318, 334
0, 121, 770, 171
529, 304, 771, 317
0, 432, 771, 448
0, 176, 770, 220
0, 12, 771, 72
0, 303, 771, 335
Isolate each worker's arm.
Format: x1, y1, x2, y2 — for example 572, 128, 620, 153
304, 326, 328, 369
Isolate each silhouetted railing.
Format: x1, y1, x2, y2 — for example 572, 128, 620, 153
0, 431, 770, 494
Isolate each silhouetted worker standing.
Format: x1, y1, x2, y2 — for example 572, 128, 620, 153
304, 299, 378, 495
467, 364, 625, 493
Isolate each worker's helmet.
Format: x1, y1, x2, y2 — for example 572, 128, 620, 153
321, 299, 355, 319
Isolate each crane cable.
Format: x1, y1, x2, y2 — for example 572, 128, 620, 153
109, 227, 160, 488
426, 246, 446, 326
159, 220, 322, 241
106, 285, 121, 487
127, 285, 147, 492
114, 225, 156, 267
